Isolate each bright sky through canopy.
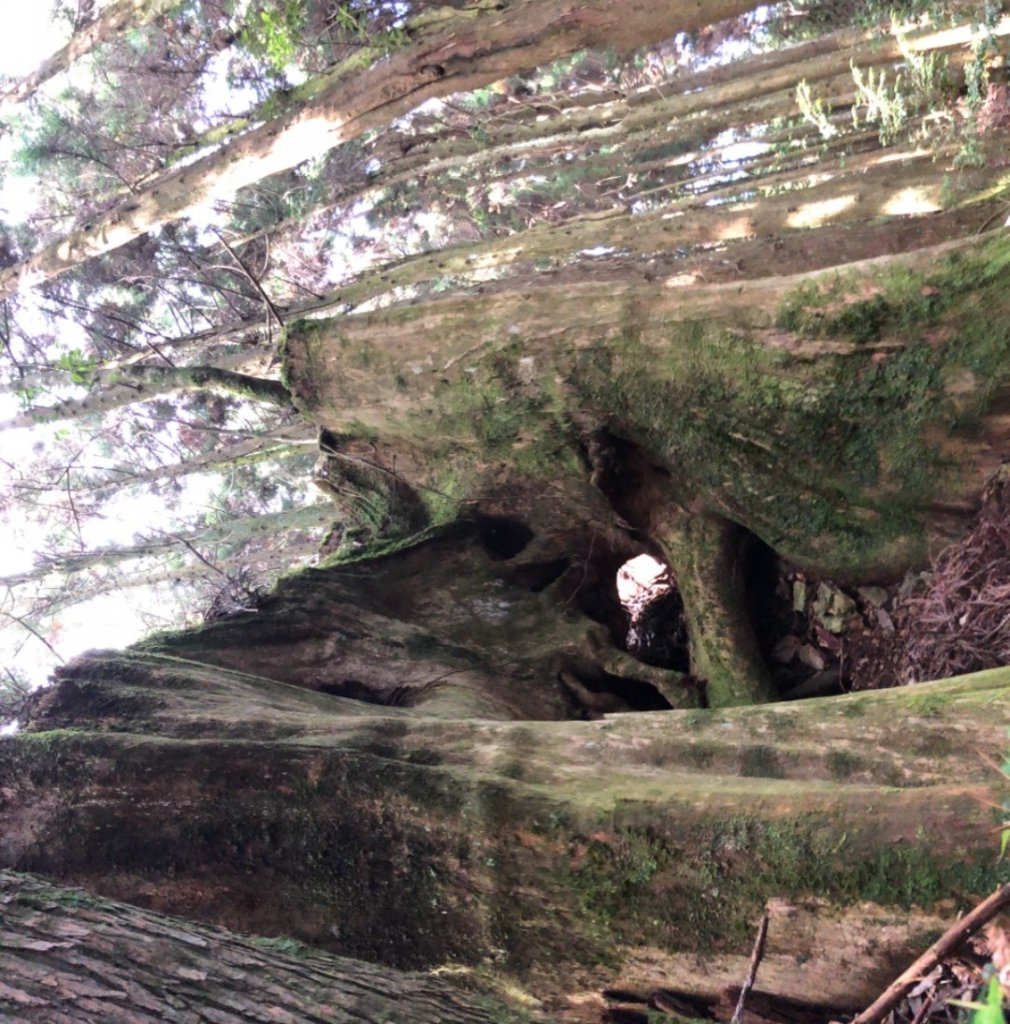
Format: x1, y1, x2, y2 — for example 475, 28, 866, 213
0, 2, 66, 78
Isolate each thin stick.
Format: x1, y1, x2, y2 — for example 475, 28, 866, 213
909, 992, 935, 1024
211, 228, 286, 338
731, 911, 769, 1024
851, 882, 1010, 1024
0, 609, 64, 664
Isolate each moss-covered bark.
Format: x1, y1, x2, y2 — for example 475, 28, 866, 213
2, 632, 1009, 1016
280, 230, 1010, 703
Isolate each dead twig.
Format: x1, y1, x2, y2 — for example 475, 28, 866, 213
850, 882, 1010, 1024
0, 609, 64, 664
731, 910, 769, 1024
909, 991, 935, 1024
211, 228, 286, 343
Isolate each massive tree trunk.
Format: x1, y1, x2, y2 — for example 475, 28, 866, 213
0, 870, 516, 1023
280, 225, 1010, 702
7, 8, 1010, 1021
2, 547, 1008, 1018
0, 0, 759, 299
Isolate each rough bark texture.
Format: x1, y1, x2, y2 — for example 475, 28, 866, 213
281, 228, 1010, 702
0, 0, 760, 299
2, 589, 1009, 1017
382, 18, 999, 189
7, 8, 1010, 1021
0, 870, 515, 1023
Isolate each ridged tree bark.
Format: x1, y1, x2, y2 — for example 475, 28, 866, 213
0, 0, 760, 300
356, 15, 1006, 200
2, 566, 1008, 1018
0, 871, 514, 1023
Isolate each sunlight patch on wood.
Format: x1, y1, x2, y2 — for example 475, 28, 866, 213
785, 194, 857, 229
881, 185, 940, 216
904, 14, 1010, 54
715, 215, 757, 241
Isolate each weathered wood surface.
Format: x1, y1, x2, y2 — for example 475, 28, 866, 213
3, 619, 1009, 1014
0, 870, 514, 1023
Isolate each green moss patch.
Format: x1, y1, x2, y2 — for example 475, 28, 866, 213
556, 815, 1010, 953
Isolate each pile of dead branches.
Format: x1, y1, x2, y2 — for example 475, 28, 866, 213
897, 470, 1010, 684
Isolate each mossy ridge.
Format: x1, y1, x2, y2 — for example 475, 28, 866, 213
576, 327, 933, 576
421, 344, 582, 479
554, 815, 1010, 953
576, 234, 1010, 576
775, 232, 1010, 341
352, 341, 591, 536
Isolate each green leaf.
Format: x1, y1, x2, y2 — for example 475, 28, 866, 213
973, 978, 1007, 1024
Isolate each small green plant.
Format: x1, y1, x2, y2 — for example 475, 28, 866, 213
952, 976, 1007, 1024
796, 80, 838, 139
241, 2, 302, 71
850, 36, 948, 146
55, 348, 97, 386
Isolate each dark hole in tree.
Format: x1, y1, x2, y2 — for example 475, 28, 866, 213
318, 679, 388, 706
744, 535, 787, 671
744, 534, 845, 700
476, 514, 535, 560
559, 669, 673, 718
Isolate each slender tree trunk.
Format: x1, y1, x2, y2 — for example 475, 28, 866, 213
0, 502, 333, 590
0, 364, 293, 433
0, 0, 760, 300
84, 431, 314, 498
221, 14, 1008, 270
300, 145, 979, 316
0, 0, 181, 109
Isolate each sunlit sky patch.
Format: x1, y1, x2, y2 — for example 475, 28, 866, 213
0, 5, 324, 697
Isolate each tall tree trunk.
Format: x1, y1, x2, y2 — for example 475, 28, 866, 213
0, 0, 760, 300
83, 430, 314, 498
0, 502, 333, 590
222, 14, 1007, 271
0, 870, 513, 1023
0, 0, 180, 109
0, 364, 294, 433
